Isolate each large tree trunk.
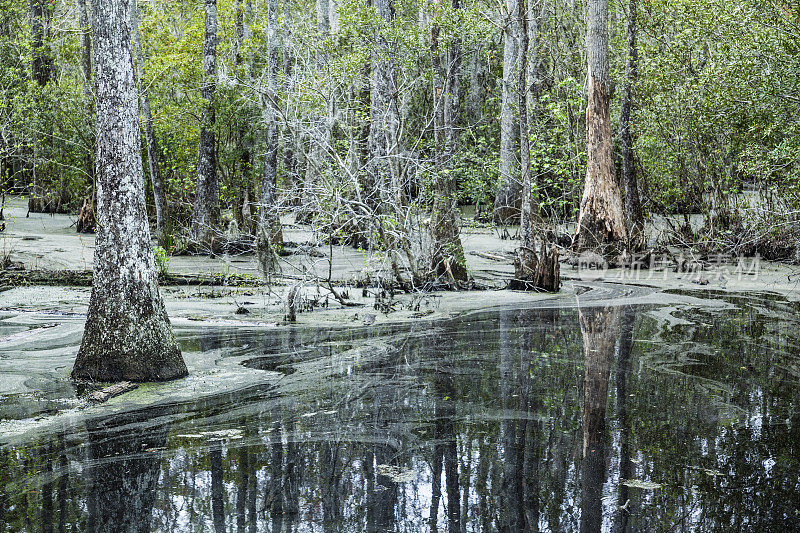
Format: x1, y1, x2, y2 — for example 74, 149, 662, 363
574, 0, 627, 257
430, 1, 468, 284
72, 0, 186, 382
256, 0, 284, 277
621, 0, 644, 251
493, 0, 519, 225
132, 1, 169, 245
192, 0, 220, 249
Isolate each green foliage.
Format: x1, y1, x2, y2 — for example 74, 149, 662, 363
154, 245, 171, 276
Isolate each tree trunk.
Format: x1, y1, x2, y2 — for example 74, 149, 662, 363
493, 0, 519, 225
430, 4, 468, 285
621, 0, 644, 251
574, 0, 628, 257
192, 0, 220, 249
72, 0, 186, 382
465, 44, 485, 125
132, 1, 170, 245
78, 0, 94, 196
513, 0, 559, 293
368, 0, 400, 213
256, 0, 284, 277
30, 0, 53, 86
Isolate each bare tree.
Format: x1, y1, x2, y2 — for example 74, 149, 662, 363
72, 0, 186, 382
192, 0, 220, 248
573, 0, 628, 257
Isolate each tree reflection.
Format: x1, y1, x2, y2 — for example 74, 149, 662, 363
84, 410, 171, 533
579, 303, 621, 533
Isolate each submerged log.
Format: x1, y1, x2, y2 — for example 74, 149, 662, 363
87, 381, 139, 403
510, 242, 560, 292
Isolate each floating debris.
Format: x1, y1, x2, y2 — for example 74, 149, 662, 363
621, 479, 662, 490
376, 464, 416, 483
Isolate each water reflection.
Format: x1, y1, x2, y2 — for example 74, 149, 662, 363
84, 410, 170, 533
2, 295, 800, 531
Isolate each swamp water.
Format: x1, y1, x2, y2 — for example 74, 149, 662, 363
1, 285, 799, 532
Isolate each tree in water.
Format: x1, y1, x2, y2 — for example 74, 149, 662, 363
493, 0, 520, 225
430, 1, 468, 284
574, 0, 628, 258
72, 0, 186, 382
512, 0, 559, 292
192, 0, 220, 249
620, 0, 644, 251
255, 0, 285, 277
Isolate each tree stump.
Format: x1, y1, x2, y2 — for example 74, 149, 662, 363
77, 198, 96, 233
510, 242, 561, 292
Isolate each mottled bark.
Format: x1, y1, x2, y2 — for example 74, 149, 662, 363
574, 0, 628, 256
430, 9, 467, 284
256, 0, 284, 276
193, 0, 220, 248
493, 0, 519, 224
72, 0, 186, 383
621, 0, 644, 251
132, 1, 169, 243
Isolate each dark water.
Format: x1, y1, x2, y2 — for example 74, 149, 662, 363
2, 291, 800, 532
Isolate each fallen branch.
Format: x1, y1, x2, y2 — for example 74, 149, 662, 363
87, 381, 139, 403
469, 251, 511, 262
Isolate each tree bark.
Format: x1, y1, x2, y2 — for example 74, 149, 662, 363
192, 0, 220, 249
368, 0, 400, 212
78, 0, 94, 196
430, 3, 468, 284
518, 0, 533, 264
72, 0, 186, 382
513, 0, 559, 293
132, 1, 169, 244
256, 0, 284, 277
574, 0, 628, 257
621, 0, 644, 251
30, 0, 53, 86
493, 0, 519, 224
